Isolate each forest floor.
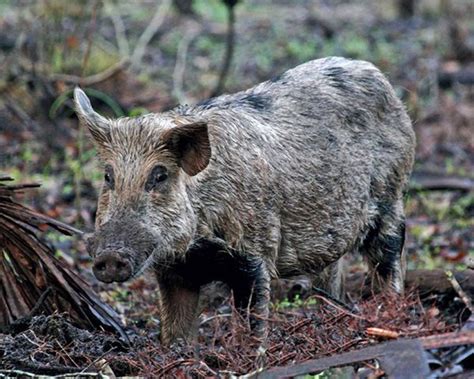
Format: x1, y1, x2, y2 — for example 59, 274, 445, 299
0, 0, 472, 377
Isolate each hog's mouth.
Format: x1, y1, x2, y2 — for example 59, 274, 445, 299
90, 243, 157, 283
85, 224, 186, 283
85, 226, 161, 283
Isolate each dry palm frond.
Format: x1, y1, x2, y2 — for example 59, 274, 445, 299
0, 176, 128, 341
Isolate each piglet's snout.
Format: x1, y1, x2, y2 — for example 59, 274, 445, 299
93, 251, 132, 283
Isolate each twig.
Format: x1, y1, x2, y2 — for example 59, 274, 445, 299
195, 360, 219, 376
81, 0, 100, 76
0, 362, 82, 376
446, 270, 474, 314
20, 332, 43, 348
312, 286, 357, 313
322, 337, 366, 356
158, 359, 187, 376
285, 318, 312, 334
55, 339, 80, 368
49, 58, 130, 86
79, 349, 115, 374
130, 0, 172, 69
275, 352, 297, 366
210, 2, 237, 97
200, 313, 232, 326
28, 287, 52, 317
172, 23, 200, 104
309, 293, 365, 320
5, 99, 41, 132
105, 0, 130, 57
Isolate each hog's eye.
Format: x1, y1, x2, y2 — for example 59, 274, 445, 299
145, 165, 168, 192
104, 165, 115, 190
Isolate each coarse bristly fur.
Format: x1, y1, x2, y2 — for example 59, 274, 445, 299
74, 57, 416, 345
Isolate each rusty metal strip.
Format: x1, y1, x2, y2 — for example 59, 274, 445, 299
253, 339, 430, 379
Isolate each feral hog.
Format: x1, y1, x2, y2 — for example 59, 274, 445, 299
74, 57, 416, 345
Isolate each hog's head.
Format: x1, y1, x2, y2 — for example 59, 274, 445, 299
74, 88, 211, 283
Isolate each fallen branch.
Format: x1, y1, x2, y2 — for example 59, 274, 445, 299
446, 270, 474, 314
419, 330, 474, 349
438, 67, 474, 88
0, 177, 128, 342
346, 269, 474, 298
409, 171, 474, 192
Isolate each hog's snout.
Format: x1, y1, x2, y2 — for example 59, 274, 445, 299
93, 251, 132, 283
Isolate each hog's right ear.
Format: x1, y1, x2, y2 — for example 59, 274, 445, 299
162, 122, 211, 176
73, 87, 110, 145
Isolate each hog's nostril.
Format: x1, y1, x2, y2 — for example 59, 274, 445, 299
115, 260, 127, 270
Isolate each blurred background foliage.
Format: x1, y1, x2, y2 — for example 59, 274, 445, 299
0, 0, 472, 272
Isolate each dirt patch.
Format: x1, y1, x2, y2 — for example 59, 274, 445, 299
0, 288, 461, 377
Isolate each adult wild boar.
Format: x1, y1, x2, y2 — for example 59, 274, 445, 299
74, 57, 415, 345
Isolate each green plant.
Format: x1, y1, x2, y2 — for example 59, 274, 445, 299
286, 39, 317, 61
129, 107, 150, 117
449, 194, 474, 219
340, 34, 370, 58
274, 294, 317, 310
194, 0, 228, 23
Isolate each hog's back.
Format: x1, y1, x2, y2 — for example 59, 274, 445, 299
185, 57, 415, 278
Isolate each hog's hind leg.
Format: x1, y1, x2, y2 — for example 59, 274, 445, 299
362, 199, 406, 294
229, 255, 271, 340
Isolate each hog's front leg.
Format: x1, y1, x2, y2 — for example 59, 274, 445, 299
230, 256, 271, 340
157, 272, 200, 345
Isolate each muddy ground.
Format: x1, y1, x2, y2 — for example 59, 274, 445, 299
0, 0, 473, 377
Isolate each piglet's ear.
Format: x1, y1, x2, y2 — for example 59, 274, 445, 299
163, 122, 211, 176
73, 87, 110, 145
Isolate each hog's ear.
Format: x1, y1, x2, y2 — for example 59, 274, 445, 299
73, 87, 110, 145
163, 122, 211, 176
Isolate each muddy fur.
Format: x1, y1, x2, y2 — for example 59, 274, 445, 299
74, 57, 416, 344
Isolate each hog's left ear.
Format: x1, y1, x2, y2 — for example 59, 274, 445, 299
73, 87, 110, 145
163, 122, 211, 176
